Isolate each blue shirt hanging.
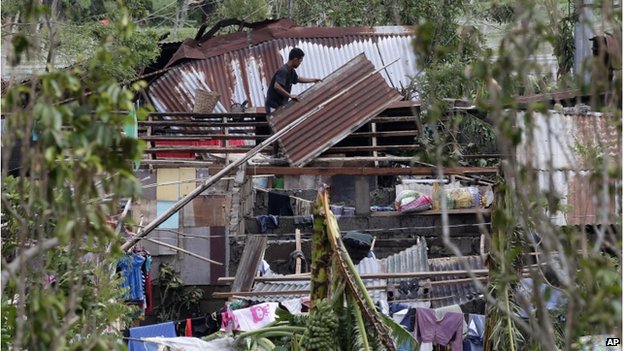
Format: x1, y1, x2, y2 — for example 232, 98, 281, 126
118, 253, 146, 301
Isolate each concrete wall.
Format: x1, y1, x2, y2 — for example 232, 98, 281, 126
234, 184, 486, 276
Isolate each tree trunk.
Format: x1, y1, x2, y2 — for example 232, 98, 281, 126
309, 193, 331, 307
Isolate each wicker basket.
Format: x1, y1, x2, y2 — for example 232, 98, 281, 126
193, 89, 220, 113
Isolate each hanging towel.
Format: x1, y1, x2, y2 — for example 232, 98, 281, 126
232, 302, 279, 331
414, 307, 463, 351
128, 321, 176, 351
268, 192, 293, 216
435, 304, 468, 334
185, 318, 193, 337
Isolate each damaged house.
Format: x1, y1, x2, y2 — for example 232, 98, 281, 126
122, 18, 619, 341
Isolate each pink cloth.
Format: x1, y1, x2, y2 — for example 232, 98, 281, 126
414, 307, 463, 351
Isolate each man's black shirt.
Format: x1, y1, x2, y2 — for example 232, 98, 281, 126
265, 64, 299, 109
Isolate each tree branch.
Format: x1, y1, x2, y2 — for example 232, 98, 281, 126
1, 237, 60, 293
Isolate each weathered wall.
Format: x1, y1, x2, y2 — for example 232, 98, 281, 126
134, 168, 230, 285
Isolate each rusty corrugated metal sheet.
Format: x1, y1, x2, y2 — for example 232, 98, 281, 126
147, 20, 417, 114
516, 111, 621, 225
517, 111, 620, 170
269, 54, 402, 167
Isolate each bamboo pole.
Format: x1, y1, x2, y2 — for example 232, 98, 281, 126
143, 237, 223, 265
121, 58, 401, 251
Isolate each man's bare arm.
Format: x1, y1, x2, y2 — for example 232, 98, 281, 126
274, 82, 300, 101
298, 77, 322, 83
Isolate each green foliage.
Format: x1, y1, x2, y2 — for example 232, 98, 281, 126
45, 22, 161, 81
416, 62, 478, 106
553, 13, 575, 78
154, 262, 204, 322
217, 0, 269, 22
1, 3, 151, 350
482, 3, 516, 24
282, 0, 387, 27
3, 0, 160, 80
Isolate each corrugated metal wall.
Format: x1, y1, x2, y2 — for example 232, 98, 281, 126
516, 111, 621, 225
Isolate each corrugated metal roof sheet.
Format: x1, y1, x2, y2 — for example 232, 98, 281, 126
147, 19, 417, 114
516, 111, 621, 225
357, 255, 387, 303
516, 111, 620, 170
269, 54, 402, 167
248, 244, 485, 309
428, 255, 485, 308
250, 279, 309, 303
249, 251, 393, 303
380, 237, 429, 283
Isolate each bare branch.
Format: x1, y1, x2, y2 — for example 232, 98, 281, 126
1, 237, 60, 293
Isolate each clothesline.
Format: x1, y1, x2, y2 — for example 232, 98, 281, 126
168, 313, 217, 325
141, 175, 271, 189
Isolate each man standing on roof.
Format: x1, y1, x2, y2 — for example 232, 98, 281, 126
265, 48, 321, 114
262, 48, 321, 156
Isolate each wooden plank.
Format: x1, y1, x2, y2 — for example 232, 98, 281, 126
370, 208, 492, 216
370, 116, 419, 123
138, 131, 417, 141
140, 135, 267, 141
387, 100, 421, 109
148, 112, 266, 118
231, 236, 267, 293
144, 147, 255, 153
295, 229, 302, 274
139, 121, 268, 127
323, 145, 419, 153
241, 166, 499, 176
348, 130, 420, 138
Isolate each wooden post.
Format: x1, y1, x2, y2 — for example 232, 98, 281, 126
223, 116, 230, 165
295, 229, 302, 274
371, 122, 379, 167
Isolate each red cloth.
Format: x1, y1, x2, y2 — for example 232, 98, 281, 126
185, 318, 193, 337
146, 271, 153, 312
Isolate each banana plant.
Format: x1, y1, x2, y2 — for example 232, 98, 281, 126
234, 186, 418, 350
